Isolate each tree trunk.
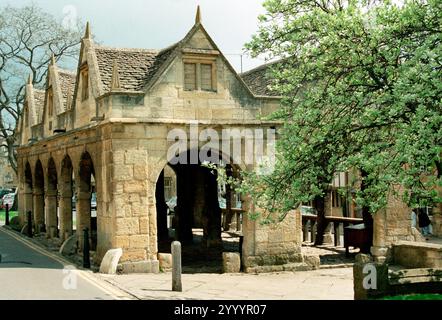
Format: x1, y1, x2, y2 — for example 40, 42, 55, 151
313, 194, 327, 246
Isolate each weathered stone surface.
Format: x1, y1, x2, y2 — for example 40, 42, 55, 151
59, 234, 77, 256
119, 260, 159, 274
222, 252, 241, 273
99, 248, 123, 274
393, 241, 442, 268
303, 254, 320, 270
158, 253, 172, 270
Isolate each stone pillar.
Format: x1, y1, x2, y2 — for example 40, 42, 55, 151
59, 193, 73, 241
24, 190, 33, 224
18, 180, 25, 224
45, 190, 58, 238
242, 205, 304, 273
431, 186, 442, 236
76, 190, 91, 251
371, 208, 388, 263
32, 190, 45, 233
156, 170, 168, 241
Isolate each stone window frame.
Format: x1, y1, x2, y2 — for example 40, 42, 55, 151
182, 55, 217, 93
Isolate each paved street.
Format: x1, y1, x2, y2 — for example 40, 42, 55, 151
0, 227, 124, 300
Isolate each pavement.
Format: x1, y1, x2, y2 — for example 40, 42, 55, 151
0, 227, 130, 300
97, 268, 354, 300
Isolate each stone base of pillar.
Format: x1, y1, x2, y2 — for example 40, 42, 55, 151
243, 252, 311, 273
370, 245, 389, 264
118, 260, 160, 274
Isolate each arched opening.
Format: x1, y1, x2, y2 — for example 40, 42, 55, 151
59, 156, 74, 241
24, 162, 33, 226
77, 152, 97, 252
156, 149, 243, 273
46, 158, 58, 238
33, 160, 45, 233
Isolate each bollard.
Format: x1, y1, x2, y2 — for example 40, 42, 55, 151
27, 211, 33, 238
5, 204, 9, 226
171, 241, 182, 292
83, 228, 91, 269
239, 235, 244, 272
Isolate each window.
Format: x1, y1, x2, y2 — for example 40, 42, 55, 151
47, 88, 53, 117
81, 69, 89, 101
200, 64, 213, 91
184, 63, 197, 91
183, 59, 217, 92
164, 177, 173, 200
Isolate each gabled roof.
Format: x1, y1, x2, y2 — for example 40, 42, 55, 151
93, 43, 178, 93
58, 69, 76, 110
240, 60, 285, 97
33, 89, 46, 124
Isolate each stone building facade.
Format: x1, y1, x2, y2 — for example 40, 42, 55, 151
0, 143, 17, 189
16, 9, 305, 272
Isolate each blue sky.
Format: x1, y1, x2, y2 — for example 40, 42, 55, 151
6, 0, 269, 73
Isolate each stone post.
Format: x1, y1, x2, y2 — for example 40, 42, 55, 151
172, 241, 182, 292
45, 190, 58, 238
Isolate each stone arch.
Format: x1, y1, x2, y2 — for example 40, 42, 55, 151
154, 146, 244, 270
45, 157, 58, 238
59, 155, 74, 241
33, 160, 45, 233
76, 151, 97, 251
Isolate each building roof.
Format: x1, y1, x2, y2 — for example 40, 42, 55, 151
58, 69, 76, 110
95, 46, 176, 92
241, 60, 285, 97
33, 89, 46, 123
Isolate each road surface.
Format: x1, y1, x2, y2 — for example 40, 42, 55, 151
0, 227, 123, 300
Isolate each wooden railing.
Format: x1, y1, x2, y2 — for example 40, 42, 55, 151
302, 214, 363, 247
221, 208, 244, 233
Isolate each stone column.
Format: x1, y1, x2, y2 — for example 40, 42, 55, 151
431, 186, 442, 236
371, 208, 387, 263
45, 190, 58, 238
59, 192, 73, 241
242, 202, 304, 273
33, 190, 45, 233
156, 170, 168, 241
24, 189, 33, 224
76, 190, 91, 251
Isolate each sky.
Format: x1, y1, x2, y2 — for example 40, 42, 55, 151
5, 0, 269, 73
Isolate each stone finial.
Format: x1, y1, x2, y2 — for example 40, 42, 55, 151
84, 21, 91, 39
27, 73, 33, 85
111, 60, 121, 91
50, 53, 56, 66
195, 5, 201, 24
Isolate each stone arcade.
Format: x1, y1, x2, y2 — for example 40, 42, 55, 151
15, 8, 305, 273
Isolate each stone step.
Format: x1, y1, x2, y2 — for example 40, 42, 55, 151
388, 265, 442, 285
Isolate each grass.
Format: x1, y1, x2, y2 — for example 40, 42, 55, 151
0, 210, 18, 224
382, 294, 442, 300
